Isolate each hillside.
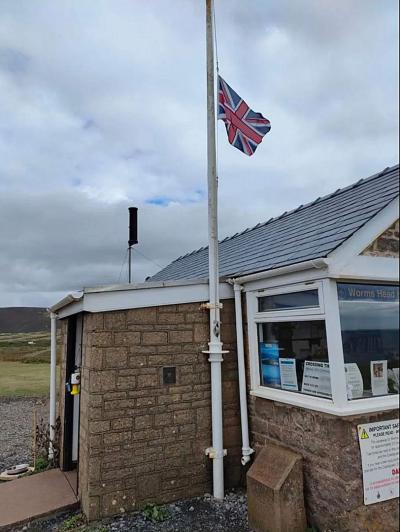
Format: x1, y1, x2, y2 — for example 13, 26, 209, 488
0, 307, 50, 333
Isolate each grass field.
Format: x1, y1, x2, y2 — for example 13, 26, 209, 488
0, 361, 50, 396
0, 331, 56, 397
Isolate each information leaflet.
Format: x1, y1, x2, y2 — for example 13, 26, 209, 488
279, 358, 298, 391
358, 419, 399, 505
301, 361, 332, 399
345, 363, 364, 399
370, 360, 388, 396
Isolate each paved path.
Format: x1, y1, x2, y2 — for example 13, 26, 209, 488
0, 469, 78, 529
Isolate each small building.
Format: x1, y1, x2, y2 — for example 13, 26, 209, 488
51, 164, 399, 530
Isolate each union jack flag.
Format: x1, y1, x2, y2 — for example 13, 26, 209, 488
218, 76, 271, 156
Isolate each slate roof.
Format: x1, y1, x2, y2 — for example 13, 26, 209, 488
150, 164, 399, 282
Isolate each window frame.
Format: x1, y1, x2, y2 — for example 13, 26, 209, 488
246, 278, 399, 416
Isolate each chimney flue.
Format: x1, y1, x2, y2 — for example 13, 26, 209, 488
128, 207, 138, 283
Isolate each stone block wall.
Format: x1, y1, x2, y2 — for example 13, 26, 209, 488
73, 300, 241, 519
362, 219, 399, 257
248, 399, 399, 531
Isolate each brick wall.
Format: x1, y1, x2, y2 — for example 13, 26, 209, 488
71, 300, 241, 519
362, 219, 399, 257
249, 399, 399, 531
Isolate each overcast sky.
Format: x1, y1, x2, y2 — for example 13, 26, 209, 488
0, 0, 398, 308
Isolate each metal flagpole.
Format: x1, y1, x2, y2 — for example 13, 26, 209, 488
204, 0, 226, 500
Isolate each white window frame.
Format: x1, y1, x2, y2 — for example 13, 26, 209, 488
247, 278, 399, 416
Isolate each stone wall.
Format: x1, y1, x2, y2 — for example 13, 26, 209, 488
72, 300, 241, 519
362, 219, 399, 257
249, 399, 399, 531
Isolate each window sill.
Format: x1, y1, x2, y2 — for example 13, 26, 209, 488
250, 387, 399, 417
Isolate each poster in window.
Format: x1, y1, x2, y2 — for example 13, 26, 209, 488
301, 361, 332, 398
279, 358, 298, 391
260, 342, 281, 388
345, 363, 364, 399
371, 360, 388, 396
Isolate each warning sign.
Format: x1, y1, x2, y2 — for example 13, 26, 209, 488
358, 419, 399, 505
360, 428, 369, 439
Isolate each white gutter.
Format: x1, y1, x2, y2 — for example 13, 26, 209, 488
232, 258, 329, 285
232, 283, 254, 465
50, 292, 83, 313
48, 311, 57, 460
228, 257, 329, 467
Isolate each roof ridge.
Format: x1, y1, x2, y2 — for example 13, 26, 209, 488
167, 164, 399, 264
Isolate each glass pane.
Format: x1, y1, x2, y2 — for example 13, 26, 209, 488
258, 289, 319, 312
338, 283, 399, 400
258, 320, 331, 399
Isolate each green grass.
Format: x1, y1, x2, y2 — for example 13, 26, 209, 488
0, 331, 51, 364
0, 361, 51, 396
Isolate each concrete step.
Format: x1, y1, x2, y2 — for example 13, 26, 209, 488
0, 468, 79, 529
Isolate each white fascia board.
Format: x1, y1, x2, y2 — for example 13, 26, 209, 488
57, 299, 84, 319
81, 282, 233, 314
242, 267, 329, 293
328, 196, 399, 269
329, 255, 399, 282
84, 277, 209, 294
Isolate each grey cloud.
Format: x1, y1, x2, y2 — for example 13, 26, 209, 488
0, 0, 398, 306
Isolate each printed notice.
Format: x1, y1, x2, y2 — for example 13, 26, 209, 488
358, 419, 399, 505
345, 363, 364, 399
301, 361, 332, 399
371, 360, 388, 396
279, 358, 298, 391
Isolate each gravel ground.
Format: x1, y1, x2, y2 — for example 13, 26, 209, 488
12, 490, 252, 532
0, 397, 49, 472
2, 399, 251, 531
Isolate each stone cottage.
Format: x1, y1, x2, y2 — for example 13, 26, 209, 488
50, 164, 399, 530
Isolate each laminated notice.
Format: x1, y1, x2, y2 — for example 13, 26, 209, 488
358, 419, 399, 505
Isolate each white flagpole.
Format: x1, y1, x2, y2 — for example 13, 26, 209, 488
204, 0, 225, 500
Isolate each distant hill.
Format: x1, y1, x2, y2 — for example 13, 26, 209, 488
0, 307, 50, 333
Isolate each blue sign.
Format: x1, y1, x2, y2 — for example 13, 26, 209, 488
338, 283, 399, 302
260, 342, 281, 388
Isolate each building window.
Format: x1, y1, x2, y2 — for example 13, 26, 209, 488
258, 289, 319, 312
253, 282, 332, 400
337, 283, 399, 399
258, 320, 330, 397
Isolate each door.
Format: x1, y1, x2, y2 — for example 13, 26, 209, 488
62, 314, 82, 471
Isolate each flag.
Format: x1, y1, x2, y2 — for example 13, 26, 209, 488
218, 76, 271, 156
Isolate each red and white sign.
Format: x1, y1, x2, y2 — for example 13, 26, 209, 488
358, 419, 399, 505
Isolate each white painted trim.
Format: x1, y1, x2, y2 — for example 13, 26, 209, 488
54, 282, 234, 318
329, 196, 399, 266
85, 277, 209, 294
231, 258, 328, 285
245, 277, 399, 416
242, 269, 329, 293
322, 278, 347, 408
57, 300, 84, 319
255, 281, 325, 318
329, 256, 399, 281
49, 292, 83, 313
250, 388, 399, 416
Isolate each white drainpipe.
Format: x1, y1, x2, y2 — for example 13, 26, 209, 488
49, 311, 57, 459
229, 258, 329, 466
232, 283, 254, 465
